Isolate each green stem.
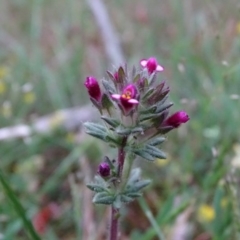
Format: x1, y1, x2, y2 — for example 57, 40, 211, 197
120, 154, 134, 191
109, 136, 128, 240
139, 198, 165, 240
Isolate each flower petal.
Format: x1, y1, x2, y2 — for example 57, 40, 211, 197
156, 65, 164, 72
111, 94, 121, 100
140, 59, 147, 67
128, 99, 139, 104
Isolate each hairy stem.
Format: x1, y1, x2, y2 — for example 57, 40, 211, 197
117, 136, 128, 178
109, 207, 119, 240
109, 136, 127, 240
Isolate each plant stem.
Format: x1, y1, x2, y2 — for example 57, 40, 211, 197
109, 136, 127, 240
109, 207, 119, 240
117, 136, 128, 178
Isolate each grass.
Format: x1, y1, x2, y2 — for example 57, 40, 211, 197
0, 0, 240, 239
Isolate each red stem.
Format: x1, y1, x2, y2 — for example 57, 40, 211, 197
109, 136, 127, 240
109, 207, 119, 240
117, 136, 127, 178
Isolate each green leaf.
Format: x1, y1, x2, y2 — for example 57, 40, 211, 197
106, 71, 116, 83
84, 122, 107, 133
131, 179, 151, 192
145, 145, 167, 159
142, 88, 154, 101
140, 104, 157, 114
131, 127, 144, 134
101, 93, 113, 110
93, 192, 115, 205
116, 126, 144, 136
126, 192, 142, 198
86, 183, 108, 193
84, 122, 108, 141
94, 175, 107, 185
101, 116, 120, 128
133, 73, 141, 83
148, 137, 166, 146
133, 149, 156, 161
161, 200, 190, 224
90, 97, 101, 112
120, 194, 134, 203
116, 127, 132, 135
0, 170, 41, 240
127, 168, 141, 185
85, 130, 107, 142
139, 112, 164, 122
113, 195, 122, 209
102, 79, 115, 94
118, 66, 126, 84
103, 156, 115, 169
155, 102, 174, 114
148, 72, 157, 85
105, 134, 121, 146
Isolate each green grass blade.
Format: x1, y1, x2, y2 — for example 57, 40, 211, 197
139, 197, 165, 240
0, 170, 41, 240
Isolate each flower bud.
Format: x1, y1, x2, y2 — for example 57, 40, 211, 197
164, 111, 190, 128
84, 76, 102, 102
98, 162, 110, 177
140, 57, 164, 74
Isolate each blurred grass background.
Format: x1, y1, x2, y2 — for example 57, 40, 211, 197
0, 0, 240, 239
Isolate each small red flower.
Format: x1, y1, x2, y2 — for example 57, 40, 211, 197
98, 162, 111, 177
140, 57, 164, 74
164, 111, 189, 128
84, 76, 102, 102
33, 203, 60, 235
112, 84, 139, 115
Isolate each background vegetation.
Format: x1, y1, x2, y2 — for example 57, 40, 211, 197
0, 0, 240, 239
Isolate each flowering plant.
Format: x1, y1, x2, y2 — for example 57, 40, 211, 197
84, 57, 189, 240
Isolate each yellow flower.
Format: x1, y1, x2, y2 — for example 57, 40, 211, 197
155, 154, 171, 167
155, 158, 170, 167
237, 22, 240, 34
23, 92, 36, 104
0, 81, 7, 94
0, 66, 9, 79
197, 204, 215, 222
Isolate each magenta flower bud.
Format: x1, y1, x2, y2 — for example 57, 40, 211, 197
164, 111, 190, 128
98, 162, 110, 177
84, 76, 102, 102
111, 84, 139, 115
140, 57, 164, 74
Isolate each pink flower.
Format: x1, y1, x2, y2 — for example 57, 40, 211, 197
140, 57, 164, 74
84, 76, 102, 102
164, 111, 190, 128
112, 84, 139, 115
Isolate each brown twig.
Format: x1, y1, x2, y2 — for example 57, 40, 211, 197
86, 0, 125, 66
0, 105, 98, 141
